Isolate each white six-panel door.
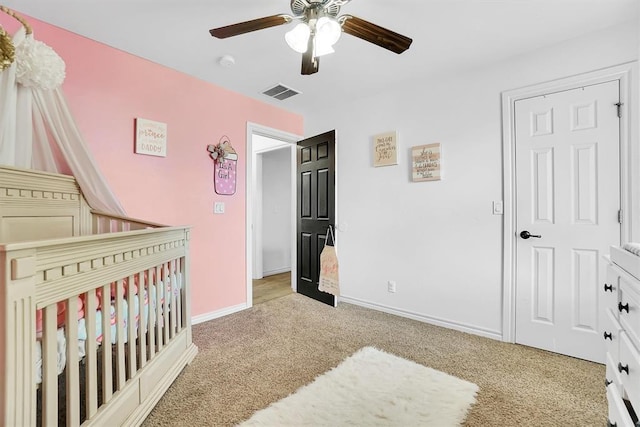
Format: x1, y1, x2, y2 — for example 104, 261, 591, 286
514, 81, 620, 363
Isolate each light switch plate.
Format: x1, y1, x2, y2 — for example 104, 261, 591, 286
214, 202, 225, 214
493, 201, 503, 215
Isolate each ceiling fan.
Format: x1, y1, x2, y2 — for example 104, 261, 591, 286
209, 0, 413, 75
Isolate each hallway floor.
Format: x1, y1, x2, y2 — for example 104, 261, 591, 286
252, 272, 293, 305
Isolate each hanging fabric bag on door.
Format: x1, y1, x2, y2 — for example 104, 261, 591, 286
319, 226, 340, 296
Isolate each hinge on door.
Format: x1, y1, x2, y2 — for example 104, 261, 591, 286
618, 209, 623, 224
615, 102, 623, 118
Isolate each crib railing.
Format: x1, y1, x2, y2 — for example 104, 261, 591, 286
91, 210, 166, 234
1, 225, 197, 426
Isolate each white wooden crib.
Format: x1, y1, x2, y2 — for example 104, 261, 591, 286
0, 166, 198, 426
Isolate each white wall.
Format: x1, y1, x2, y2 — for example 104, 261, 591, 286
261, 148, 292, 276
305, 21, 639, 338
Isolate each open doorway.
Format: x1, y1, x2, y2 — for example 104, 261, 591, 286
245, 123, 301, 308
253, 140, 292, 304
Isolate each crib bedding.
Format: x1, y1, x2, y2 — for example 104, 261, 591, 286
35, 329, 66, 385
34, 273, 183, 385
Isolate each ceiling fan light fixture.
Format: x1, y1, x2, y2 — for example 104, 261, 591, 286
316, 17, 341, 46
285, 23, 311, 53
313, 16, 341, 57
314, 41, 335, 57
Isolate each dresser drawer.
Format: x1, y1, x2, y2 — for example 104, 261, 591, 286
607, 351, 624, 395
619, 332, 640, 407
619, 278, 640, 345
604, 309, 624, 363
606, 264, 621, 316
607, 383, 637, 427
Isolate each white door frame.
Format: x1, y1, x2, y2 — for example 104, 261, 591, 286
246, 122, 302, 308
501, 62, 637, 343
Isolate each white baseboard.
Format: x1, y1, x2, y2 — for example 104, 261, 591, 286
191, 303, 248, 325
263, 267, 291, 276
338, 295, 503, 341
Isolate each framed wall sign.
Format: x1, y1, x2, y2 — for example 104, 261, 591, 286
135, 118, 167, 157
412, 143, 442, 182
373, 131, 398, 167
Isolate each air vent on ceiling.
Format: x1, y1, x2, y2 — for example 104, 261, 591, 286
262, 83, 301, 101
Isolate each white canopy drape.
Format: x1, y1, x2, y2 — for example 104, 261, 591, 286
0, 25, 125, 215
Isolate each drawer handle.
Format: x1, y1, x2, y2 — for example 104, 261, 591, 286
604, 283, 613, 292
604, 332, 613, 341
618, 362, 629, 375
605, 378, 613, 387
619, 302, 629, 313
608, 421, 617, 427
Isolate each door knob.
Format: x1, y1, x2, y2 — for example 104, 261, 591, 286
520, 230, 542, 239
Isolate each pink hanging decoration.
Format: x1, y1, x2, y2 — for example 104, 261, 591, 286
207, 135, 237, 196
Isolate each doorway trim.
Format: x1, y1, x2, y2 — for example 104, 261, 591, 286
246, 122, 302, 308
500, 62, 637, 343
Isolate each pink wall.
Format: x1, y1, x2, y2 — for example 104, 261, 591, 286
0, 14, 304, 317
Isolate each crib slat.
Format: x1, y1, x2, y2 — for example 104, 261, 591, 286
115, 279, 126, 390
42, 305, 58, 427
138, 271, 147, 368
127, 275, 137, 379
66, 297, 80, 426
101, 283, 113, 403
148, 267, 156, 359
177, 257, 184, 331
19, 296, 34, 425
92, 215, 101, 234
155, 265, 163, 352
170, 259, 177, 338
85, 289, 98, 418
110, 219, 124, 233
163, 264, 170, 344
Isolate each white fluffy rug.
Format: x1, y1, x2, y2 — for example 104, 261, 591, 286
240, 347, 478, 426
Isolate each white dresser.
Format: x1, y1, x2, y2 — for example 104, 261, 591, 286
605, 246, 640, 426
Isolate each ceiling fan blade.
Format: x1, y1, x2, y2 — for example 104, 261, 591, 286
210, 14, 292, 39
340, 15, 412, 54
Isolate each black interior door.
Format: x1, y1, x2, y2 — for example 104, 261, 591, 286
297, 130, 336, 306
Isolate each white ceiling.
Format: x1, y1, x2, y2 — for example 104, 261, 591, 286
3, 0, 638, 117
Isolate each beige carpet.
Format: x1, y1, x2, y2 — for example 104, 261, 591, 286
143, 293, 606, 426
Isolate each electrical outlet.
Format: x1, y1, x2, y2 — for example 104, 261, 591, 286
492, 201, 503, 215
387, 281, 396, 293
214, 202, 225, 214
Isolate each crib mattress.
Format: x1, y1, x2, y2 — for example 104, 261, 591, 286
611, 245, 640, 280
